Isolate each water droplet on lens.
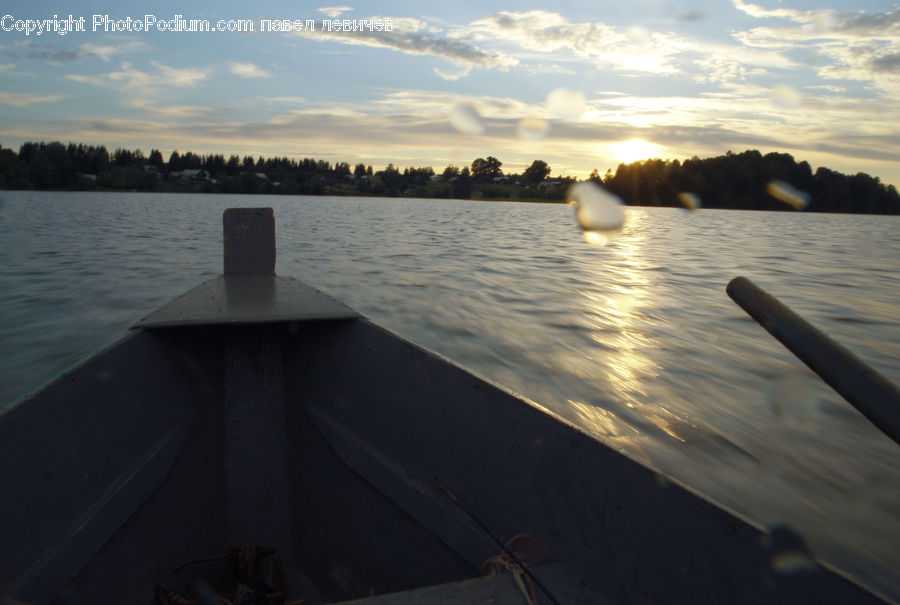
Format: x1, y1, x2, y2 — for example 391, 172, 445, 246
677, 192, 701, 211
770, 85, 802, 108
517, 117, 549, 141
546, 88, 586, 121
813, 10, 834, 33
771, 550, 817, 574
449, 104, 484, 135
626, 26, 651, 44
856, 237, 876, 257
766, 180, 809, 209
654, 473, 672, 488
567, 181, 625, 246
763, 525, 816, 574
769, 374, 817, 423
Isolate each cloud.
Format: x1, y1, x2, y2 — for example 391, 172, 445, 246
0, 92, 66, 106
126, 99, 221, 120
155, 63, 209, 87
871, 53, 900, 74
732, 0, 807, 21
830, 9, 900, 36
4, 43, 80, 63
267, 96, 307, 104
462, 9, 803, 84
267, 106, 369, 125
370, 89, 539, 122
76, 117, 170, 134
295, 9, 802, 84
79, 41, 145, 62
318, 6, 353, 18
466, 10, 685, 75
300, 16, 517, 73
729, 5, 900, 93
3, 40, 144, 63
226, 61, 272, 78
66, 61, 209, 92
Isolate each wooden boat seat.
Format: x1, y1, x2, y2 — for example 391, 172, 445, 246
328, 562, 610, 604
137, 275, 361, 328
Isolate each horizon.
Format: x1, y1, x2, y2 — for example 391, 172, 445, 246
1, 1, 898, 187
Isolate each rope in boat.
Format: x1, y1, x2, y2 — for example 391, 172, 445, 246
435, 478, 562, 605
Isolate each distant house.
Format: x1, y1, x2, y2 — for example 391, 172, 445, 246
170, 169, 208, 181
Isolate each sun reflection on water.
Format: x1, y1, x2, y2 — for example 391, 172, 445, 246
581, 209, 659, 405
566, 208, 675, 456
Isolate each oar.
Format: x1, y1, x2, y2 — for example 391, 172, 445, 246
726, 276, 900, 446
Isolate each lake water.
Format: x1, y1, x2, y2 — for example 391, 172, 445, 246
1, 190, 898, 599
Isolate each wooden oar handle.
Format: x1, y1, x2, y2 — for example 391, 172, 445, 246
727, 276, 900, 446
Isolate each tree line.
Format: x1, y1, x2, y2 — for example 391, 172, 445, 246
0, 141, 896, 213
596, 150, 899, 214
0, 142, 564, 200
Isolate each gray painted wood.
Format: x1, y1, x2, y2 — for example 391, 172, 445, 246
137, 276, 360, 328
331, 563, 610, 604
224, 326, 293, 556
11, 427, 186, 603
330, 570, 535, 605
308, 405, 499, 567
223, 208, 275, 276
0, 329, 206, 604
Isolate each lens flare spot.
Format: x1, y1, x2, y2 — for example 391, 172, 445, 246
767, 180, 810, 210
546, 88, 586, 120
517, 117, 550, 141
677, 192, 702, 211
770, 85, 802, 108
567, 181, 625, 246
449, 104, 484, 135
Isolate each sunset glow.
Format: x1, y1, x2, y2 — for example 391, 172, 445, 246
0, 3, 897, 184
611, 140, 662, 165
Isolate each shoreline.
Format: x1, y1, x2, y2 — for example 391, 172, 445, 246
4, 188, 900, 215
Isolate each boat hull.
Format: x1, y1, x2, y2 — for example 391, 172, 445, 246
0, 315, 885, 603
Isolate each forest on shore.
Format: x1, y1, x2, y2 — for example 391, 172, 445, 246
1, 141, 897, 214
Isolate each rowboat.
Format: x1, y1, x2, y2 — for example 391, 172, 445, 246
0, 208, 889, 604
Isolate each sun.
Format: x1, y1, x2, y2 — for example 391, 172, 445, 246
611, 139, 660, 164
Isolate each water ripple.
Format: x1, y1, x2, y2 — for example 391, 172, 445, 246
1, 192, 898, 600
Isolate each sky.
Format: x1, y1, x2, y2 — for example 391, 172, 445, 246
1, 0, 899, 185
